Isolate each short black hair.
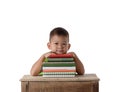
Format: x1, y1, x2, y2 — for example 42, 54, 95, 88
49, 27, 69, 41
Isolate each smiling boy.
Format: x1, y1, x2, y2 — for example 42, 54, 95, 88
30, 27, 85, 76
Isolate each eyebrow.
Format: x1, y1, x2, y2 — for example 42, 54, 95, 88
52, 41, 67, 42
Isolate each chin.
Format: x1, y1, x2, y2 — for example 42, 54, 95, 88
56, 52, 66, 54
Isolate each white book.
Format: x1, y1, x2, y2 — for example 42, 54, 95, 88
43, 74, 75, 77
43, 67, 75, 70
43, 72, 77, 75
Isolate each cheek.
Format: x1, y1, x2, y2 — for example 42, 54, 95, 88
65, 46, 70, 50
63, 47, 68, 50
51, 45, 56, 49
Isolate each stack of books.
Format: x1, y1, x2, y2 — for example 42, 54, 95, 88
42, 54, 77, 77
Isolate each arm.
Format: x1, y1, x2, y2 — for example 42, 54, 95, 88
30, 52, 53, 76
68, 52, 85, 75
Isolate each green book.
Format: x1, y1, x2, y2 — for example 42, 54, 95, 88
45, 58, 74, 62
39, 72, 43, 76
43, 62, 75, 67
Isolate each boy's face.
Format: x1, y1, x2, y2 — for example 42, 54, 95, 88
47, 35, 70, 54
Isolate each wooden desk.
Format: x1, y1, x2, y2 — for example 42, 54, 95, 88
20, 74, 99, 92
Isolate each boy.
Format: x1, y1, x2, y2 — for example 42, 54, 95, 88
30, 27, 85, 76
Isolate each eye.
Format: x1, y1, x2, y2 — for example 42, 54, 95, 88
54, 43, 58, 45
62, 43, 67, 45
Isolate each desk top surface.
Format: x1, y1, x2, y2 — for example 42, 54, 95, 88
20, 74, 100, 82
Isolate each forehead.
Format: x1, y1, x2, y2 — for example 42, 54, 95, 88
50, 35, 69, 42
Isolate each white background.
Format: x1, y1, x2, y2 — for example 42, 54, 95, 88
0, 0, 120, 92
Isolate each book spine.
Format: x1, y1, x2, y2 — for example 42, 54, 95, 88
43, 69, 76, 72
43, 75, 75, 77
43, 67, 75, 69
48, 54, 73, 58
45, 58, 74, 62
43, 72, 77, 75
43, 62, 75, 67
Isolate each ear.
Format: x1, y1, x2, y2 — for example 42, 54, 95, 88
68, 43, 71, 50
47, 42, 51, 50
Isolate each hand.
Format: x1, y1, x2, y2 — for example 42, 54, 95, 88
67, 52, 76, 58
43, 51, 56, 57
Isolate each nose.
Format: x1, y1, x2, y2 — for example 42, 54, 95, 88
57, 44, 62, 48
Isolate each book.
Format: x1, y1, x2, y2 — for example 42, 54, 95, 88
45, 58, 74, 62
43, 69, 76, 72
43, 72, 77, 75
39, 72, 43, 76
43, 62, 75, 67
41, 54, 76, 77
43, 74, 75, 77
48, 54, 73, 58
39, 72, 77, 76
43, 66, 75, 70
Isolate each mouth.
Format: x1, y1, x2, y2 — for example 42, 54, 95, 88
56, 50, 64, 54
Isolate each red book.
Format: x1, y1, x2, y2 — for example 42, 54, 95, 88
48, 54, 73, 58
